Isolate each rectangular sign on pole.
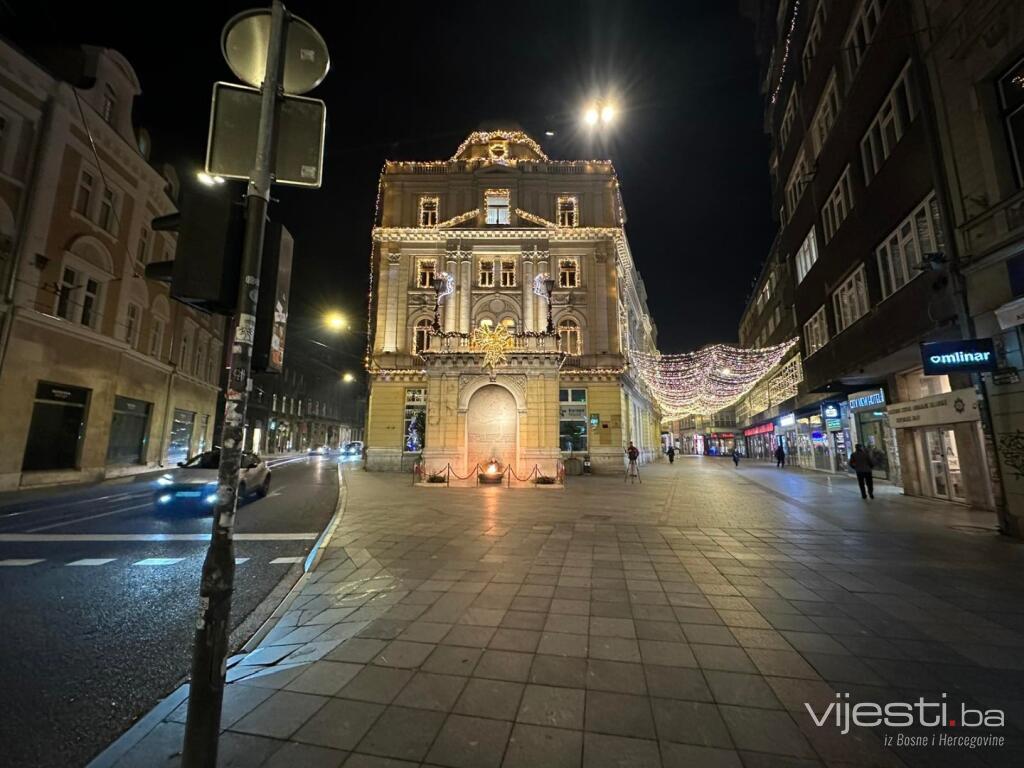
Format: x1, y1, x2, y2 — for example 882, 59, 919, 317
920, 339, 997, 375
206, 81, 326, 187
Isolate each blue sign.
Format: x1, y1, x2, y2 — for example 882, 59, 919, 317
921, 339, 996, 375
848, 390, 885, 410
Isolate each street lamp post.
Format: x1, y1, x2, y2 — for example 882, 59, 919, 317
544, 277, 555, 334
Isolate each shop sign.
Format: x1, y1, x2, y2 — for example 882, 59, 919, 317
826, 418, 843, 431
920, 339, 996, 375
35, 381, 89, 406
710, 432, 735, 439
743, 423, 774, 437
589, 413, 600, 427
822, 403, 840, 419
779, 413, 796, 427
560, 404, 587, 420
887, 387, 979, 429
848, 389, 885, 410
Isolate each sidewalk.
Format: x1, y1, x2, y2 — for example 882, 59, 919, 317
99, 459, 1024, 767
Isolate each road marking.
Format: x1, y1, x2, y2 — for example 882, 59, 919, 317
270, 556, 304, 564
26, 502, 153, 532
133, 558, 186, 566
235, 558, 250, 564
0, 533, 319, 542
0, 491, 144, 519
67, 558, 117, 566
0, 558, 45, 566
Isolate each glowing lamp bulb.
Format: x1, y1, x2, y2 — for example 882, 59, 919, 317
600, 105, 615, 124
584, 107, 599, 126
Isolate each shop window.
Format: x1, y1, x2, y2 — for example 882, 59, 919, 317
418, 196, 439, 226
558, 258, 578, 288
404, 388, 426, 452
479, 259, 495, 287
167, 408, 195, 465
417, 258, 436, 289
23, 382, 90, 471
998, 55, 1024, 188
485, 189, 510, 225
106, 396, 151, 465
500, 260, 516, 287
557, 196, 578, 227
558, 319, 581, 355
558, 388, 588, 452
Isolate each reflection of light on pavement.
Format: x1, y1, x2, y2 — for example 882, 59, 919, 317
483, 488, 500, 528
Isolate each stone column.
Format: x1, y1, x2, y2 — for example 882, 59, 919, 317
383, 253, 401, 352
536, 250, 550, 332
459, 252, 472, 333
594, 251, 610, 353
444, 251, 458, 332
523, 255, 535, 333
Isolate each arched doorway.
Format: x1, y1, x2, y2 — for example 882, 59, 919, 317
466, 384, 518, 472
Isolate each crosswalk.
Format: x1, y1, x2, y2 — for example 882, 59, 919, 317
0, 555, 305, 568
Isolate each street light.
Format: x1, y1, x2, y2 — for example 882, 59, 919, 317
583, 107, 599, 126
197, 171, 225, 186
583, 101, 617, 128
324, 311, 347, 331
342, 372, 356, 383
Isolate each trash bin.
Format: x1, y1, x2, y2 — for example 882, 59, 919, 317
564, 457, 583, 476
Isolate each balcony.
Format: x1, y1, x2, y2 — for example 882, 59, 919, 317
962, 188, 1024, 265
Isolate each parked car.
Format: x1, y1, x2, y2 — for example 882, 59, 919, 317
154, 449, 271, 510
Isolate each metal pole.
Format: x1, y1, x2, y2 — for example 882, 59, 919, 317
182, 3, 286, 765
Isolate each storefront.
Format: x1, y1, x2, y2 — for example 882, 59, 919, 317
23, 382, 90, 472
819, 401, 851, 473
847, 389, 900, 483
704, 432, 736, 456
106, 396, 152, 466
743, 422, 775, 461
777, 413, 797, 462
888, 386, 987, 505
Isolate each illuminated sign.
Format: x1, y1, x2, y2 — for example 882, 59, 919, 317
920, 339, 997, 375
743, 423, 774, 437
779, 414, 796, 427
822, 403, 840, 419
848, 390, 885, 410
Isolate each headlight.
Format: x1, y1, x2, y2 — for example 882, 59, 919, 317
157, 494, 172, 504
156, 474, 174, 486
205, 493, 218, 504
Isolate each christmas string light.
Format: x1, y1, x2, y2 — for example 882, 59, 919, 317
436, 271, 455, 302
451, 130, 550, 161
770, 0, 801, 105
533, 272, 551, 299
629, 340, 798, 419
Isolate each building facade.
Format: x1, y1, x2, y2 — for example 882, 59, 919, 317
0, 42, 224, 489
365, 128, 660, 476
735, 0, 1000, 512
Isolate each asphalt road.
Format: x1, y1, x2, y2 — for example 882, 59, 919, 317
0, 453, 348, 768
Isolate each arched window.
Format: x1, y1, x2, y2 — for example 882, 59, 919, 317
478, 318, 494, 329
414, 319, 433, 352
559, 319, 581, 355
500, 317, 516, 333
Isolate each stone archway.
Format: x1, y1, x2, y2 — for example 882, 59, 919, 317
466, 384, 518, 473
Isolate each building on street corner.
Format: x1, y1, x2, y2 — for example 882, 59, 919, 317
364, 126, 660, 476
0, 41, 224, 489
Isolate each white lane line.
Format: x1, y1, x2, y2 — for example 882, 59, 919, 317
0, 490, 144, 518
133, 558, 186, 566
235, 558, 250, 564
26, 502, 153, 533
67, 558, 117, 566
0, 532, 319, 542
269, 556, 304, 564
0, 558, 45, 566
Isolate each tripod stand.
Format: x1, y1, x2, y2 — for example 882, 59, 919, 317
624, 458, 641, 483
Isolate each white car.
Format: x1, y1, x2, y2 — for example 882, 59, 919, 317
154, 449, 271, 510
343, 441, 364, 457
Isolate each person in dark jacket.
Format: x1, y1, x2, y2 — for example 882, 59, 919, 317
667, 445, 675, 464
732, 448, 740, 467
774, 444, 785, 468
849, 443, 875, 499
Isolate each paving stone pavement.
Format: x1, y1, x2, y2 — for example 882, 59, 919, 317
111, 458, 1024, 767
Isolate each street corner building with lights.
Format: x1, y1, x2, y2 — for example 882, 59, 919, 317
364, 127, 661, 477
0, 42, 224, 490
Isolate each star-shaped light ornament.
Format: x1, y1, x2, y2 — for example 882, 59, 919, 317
471, 323, 516, 370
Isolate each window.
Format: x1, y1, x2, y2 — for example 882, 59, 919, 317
844, 0, 885, 83
417, 259, 436, 288
98, 187, 117, 233
418, 196, 439, 226
558, 388, 588, 451
832, 265, 870, 332
779, 88, 798, 148
804, 306, 829, 356
101, 85, 117, 124
802, 0, 828, 80
795, 227, 819, 283
479, 259, 495, 287
500, 318, 516, 333
876, 192, 943, 299
861, 62, 917, 184
500, 260, 516, 287
194, 339, 206, 376
810, 71, 841, 157
785, 149, 811, 218
179, 332, 190, 369
80, 279, 100, 328
821, 165, 854, 242
558, 258, 578, 288
485, 189, 510, 225
997, 55, 1024, 188
414, 318, 432, 353
272, 393, 278, 412
559, 319, 581, 355
136, 226, 150, 264
57, 267, 76, 320
149, 318, 164, 358
404, 388, 426, 452
124, 303, 140, 348
557, 196, 578, 227
74, 171, 94, 216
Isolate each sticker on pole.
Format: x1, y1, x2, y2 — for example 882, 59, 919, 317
236, 313, 256, 344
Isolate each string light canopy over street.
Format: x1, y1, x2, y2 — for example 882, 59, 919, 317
630, 340, 798, 419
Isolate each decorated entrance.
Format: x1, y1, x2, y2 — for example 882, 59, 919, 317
466, 384, 518, 473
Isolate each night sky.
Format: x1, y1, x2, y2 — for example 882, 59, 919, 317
5, 0, 774, 354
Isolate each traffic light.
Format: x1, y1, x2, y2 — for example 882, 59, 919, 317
146, 185, 244, 314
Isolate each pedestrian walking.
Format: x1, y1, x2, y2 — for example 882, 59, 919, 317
849, 443, 875, 499
667, 445, 675, 464
732, 447, 740, 467
774, 444, 785, 468
625, 442, 641, 483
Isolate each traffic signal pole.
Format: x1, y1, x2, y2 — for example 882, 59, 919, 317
182, 2, 286, 765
